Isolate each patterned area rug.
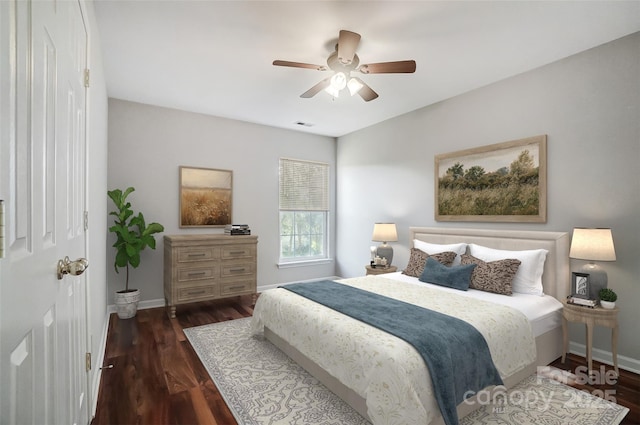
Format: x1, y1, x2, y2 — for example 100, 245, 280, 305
185, 317, 368, 425
184, 317, 629, 425
460, 373, 629, 425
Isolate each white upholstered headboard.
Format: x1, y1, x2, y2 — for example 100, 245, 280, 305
409, 227, 570, 301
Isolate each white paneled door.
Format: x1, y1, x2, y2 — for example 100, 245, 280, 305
0, 0, 90, 424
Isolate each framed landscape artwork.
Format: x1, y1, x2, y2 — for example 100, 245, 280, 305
180, 166, 232, 227
435, 135, 547, 222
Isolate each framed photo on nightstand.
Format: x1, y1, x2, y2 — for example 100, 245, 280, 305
571, 272, 590, 299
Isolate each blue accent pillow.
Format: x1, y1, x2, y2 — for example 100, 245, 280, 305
418, 257, 476, 291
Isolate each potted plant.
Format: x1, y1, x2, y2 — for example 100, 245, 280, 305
598, 288, 617, 309
108, 187, 164, 319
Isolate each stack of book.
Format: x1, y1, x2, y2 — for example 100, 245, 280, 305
225, 224, 251, 235
566, 296, 598, 308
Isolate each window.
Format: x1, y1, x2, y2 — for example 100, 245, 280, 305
279, 158, 329, 264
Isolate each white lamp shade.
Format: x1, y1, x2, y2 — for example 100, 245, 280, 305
325, 85, 340, 98
330, 72, 347, 90
372, 223, 398, 242
569, 228, 616, 261
347, 77, 363, 96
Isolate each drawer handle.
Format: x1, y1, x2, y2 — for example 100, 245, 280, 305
229, 251, 245, 255
188, 253, 207, 258
187, 271, 206, 277
229, 268, 246, 273
228, 285, 245, 291
187, 290, 206, 295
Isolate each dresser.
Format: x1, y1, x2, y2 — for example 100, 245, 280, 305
163, 234, 258, 318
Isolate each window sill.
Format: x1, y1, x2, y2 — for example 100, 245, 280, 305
277, 258, 334, 269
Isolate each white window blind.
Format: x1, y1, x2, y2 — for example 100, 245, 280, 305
279, 158, 329, 211
279, 158, 330, 263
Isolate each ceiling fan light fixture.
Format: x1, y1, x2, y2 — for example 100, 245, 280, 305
273, 30, 415, 101
325, 72, 347, 98
347, 77, 363, 96
325, 85, 341, 98
330, 72, 347, 90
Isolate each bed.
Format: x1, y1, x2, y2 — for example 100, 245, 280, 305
251, 227, 570, 425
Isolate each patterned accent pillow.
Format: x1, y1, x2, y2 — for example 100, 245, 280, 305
402, 249, 457, 277
468, 244, 547, 296
461, 253, 521, 295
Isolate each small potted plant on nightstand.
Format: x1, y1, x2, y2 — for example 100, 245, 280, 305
599, 288, 617, 309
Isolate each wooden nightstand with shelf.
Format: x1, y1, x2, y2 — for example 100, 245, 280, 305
561, 299, 619, 375
365, 265, 397, 276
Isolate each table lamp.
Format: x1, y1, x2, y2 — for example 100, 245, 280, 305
372, 223, 398, 266
569, 227, 616, 300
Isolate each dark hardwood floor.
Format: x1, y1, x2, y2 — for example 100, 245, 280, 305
92, 297, 640, 425
91, 297, 254, 425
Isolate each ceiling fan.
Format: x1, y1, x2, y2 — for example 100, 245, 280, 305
273, 30, 416, 102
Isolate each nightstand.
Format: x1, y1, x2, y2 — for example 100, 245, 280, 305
365, 265, 397, 276
561, 300, 619, 375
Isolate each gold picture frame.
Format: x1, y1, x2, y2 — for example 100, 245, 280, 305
435, 135, 547, 222
179, 166, 232, 227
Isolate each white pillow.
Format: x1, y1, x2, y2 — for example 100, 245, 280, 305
468, 243, 548, 296
413, 239, 467, 265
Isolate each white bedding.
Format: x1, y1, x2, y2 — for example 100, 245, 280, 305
384, 272, 563, 337
251, 275, 537, 425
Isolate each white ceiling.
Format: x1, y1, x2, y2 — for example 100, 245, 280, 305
94, 1, 640, 138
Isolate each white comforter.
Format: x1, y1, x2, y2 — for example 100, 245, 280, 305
250, 276, 536, 425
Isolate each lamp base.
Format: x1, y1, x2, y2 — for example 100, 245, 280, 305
579, 263, 608, 300
376, 244, 394, 266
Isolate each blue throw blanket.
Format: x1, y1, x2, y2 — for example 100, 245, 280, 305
280, 280, 503, 425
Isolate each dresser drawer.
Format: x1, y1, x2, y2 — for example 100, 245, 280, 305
220, 280, 254, 296
221, 245, 256, 260
177, 247, 220, 263
177, 284, 219, 302
177, 265, 219, 282
221, 262, 255, 278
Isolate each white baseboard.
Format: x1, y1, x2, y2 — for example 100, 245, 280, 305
107, 276, 344, 314
90, 312, 111, 419
107, 298, 166, 314
569, 341, 640, 375
107, 292, 640, 375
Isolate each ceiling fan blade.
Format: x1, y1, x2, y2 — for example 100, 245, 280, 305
300, 78, 331, 98
273, 60, 327, 71
337, 30, 361, 65
354, 78, 379, 102
359, 60, 416, 74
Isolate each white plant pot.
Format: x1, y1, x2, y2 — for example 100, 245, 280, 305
600, 300, 615, 309
114, 289, 140, 319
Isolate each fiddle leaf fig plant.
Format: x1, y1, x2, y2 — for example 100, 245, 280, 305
108, 187, 164, 292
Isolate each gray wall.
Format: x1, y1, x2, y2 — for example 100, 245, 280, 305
107, 99, 337, 304
106, 33, 639, 371
336, 33, 640, 369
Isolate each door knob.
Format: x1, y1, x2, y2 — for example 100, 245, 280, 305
57, 257, 89, 280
